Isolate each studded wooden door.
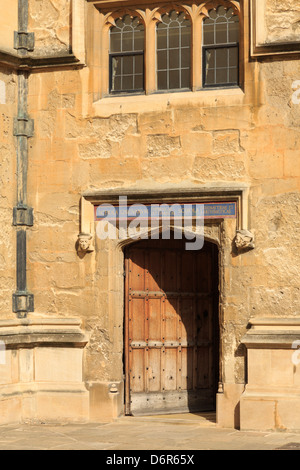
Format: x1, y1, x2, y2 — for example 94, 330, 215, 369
124, 238, 219, 416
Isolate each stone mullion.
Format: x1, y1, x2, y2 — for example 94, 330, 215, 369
88, 4, 103, 101
192, 15, 203, 91
139, 8, 160, 95
145, 18, 157, 94
101, 14, 112, 98
184, 4, 204, 91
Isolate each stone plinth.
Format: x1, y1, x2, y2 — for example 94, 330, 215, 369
240, 318, 300, 431
0, 318, 89, 424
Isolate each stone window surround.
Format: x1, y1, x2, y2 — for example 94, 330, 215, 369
87, 0, 245, 99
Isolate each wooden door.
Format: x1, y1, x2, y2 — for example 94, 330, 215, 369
124, 238, 219, 416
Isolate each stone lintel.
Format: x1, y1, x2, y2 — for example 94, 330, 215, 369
82, 183, 250, 232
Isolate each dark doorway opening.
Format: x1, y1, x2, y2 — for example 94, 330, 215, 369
124, 235, 219, 416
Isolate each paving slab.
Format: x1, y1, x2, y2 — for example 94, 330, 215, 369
0, 413, 299, 450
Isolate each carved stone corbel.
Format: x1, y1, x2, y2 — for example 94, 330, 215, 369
77, 233, 94, 254
235, 229, 255, 252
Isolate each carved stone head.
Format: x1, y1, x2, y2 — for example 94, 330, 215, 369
77, 233, 94, 253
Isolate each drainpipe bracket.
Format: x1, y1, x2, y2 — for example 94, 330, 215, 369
13, 205, 34, 227
12, 291, 34, 317
13, 116, 34, 138
14, 31, 35, 52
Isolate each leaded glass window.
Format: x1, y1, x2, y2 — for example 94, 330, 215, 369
203, 6, 239, 87
156, 11, 191, 91
109, 15, 145, 93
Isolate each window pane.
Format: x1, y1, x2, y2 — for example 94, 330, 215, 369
169, 48, 180, 69
110, 32, 121, 53
206, 49, 215, 69
112, 56, 122, 77
181, 48, 190, 68
228, 19, 239, 43
181, 68, 190, 88
206, 69, 215, 86
122, 31, 133, 52
204, 8, 239, 46
124, 15, 132, 26
203, 24, 215, 45
216, 68, 227, 84
170, 10, 178, 21
229, 47, 238, 66
156, 11, 191, 90
229, 67, 238, 84
216, 48, 228, 68
161, 14, 170, 24
135, 55, 143, 74
181, 24, 191, 46
157, 50, 167, 70
205, 49, 215, 86
169, 20, 179, 29
178, 12, 186, 23
157, 28, 168, 49
109, 17, 145, 54
217, 6, 227, 17
169, 69, 180, 89
123, 56, 133, 75
203, 8, 239, 88
112, 75, 121, 92
115, 18, 123, 28
157, 71, 167, 90
109, 16, 145, 94
226, 8, 234, 18
134, 74, 144, 90
215, 19, 228, 44
169, 28, 180, 48
123, 75, 134, 90
134, 28, 144, 51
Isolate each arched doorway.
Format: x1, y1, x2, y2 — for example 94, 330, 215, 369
124, 235, 219, 416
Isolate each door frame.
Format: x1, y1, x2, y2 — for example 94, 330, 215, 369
81, 187, 248, 422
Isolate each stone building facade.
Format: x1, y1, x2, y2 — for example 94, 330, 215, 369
0, 0, 300, 431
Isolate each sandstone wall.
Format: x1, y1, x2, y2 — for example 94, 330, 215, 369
25, 49, 300, 386
28, 0, 71, 57
0, 0, 18, 54
1, 0, 300, 395
265, 0, 300, 44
